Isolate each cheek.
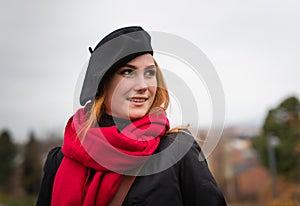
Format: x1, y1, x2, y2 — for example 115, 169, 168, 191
151, 84, 157, 92
149, 85, 157, 98
107, 84, 131, 107
150, 79, 157, 95
107, 79, 127, 97
104, 81, 120, 107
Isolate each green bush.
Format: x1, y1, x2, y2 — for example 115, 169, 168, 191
0, 194, 36, 206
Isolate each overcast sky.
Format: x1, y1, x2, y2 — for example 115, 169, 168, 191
1, 0, 300, 142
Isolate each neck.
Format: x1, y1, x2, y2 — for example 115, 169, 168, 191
98, 113, 132, 131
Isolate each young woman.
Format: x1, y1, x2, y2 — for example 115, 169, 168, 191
37, 26, 227, 206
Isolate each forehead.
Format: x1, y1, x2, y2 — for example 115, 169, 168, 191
126, 53, 154, 68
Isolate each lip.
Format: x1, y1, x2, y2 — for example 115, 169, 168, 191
127, 96, 149, 106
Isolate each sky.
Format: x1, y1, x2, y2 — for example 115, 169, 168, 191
1, 0, 300, 142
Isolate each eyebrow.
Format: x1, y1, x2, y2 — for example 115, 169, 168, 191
123, 64, 156, 70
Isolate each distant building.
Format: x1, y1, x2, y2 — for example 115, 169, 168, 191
199, 127, 270, 201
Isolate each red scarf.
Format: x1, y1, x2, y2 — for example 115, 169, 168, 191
51, 108, 169, 206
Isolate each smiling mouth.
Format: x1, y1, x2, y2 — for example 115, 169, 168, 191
127, 97, 148, 103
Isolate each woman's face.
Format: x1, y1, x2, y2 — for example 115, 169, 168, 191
104, 54, 157, 119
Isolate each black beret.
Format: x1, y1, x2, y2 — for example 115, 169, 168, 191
79, 26, 153, 106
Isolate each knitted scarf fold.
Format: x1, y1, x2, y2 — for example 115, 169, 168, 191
51, 108, 169, 206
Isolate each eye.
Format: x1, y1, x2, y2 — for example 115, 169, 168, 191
119, 68, 134, 77
145, 68, 156, 78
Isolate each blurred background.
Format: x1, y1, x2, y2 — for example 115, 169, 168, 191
1, 0, 299, 205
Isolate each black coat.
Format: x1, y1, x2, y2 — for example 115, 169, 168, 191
37, 132, 227, 206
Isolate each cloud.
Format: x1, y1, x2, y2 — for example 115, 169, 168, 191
1, 0, 300, 141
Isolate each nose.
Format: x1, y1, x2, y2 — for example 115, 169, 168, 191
133, 75, 148, 92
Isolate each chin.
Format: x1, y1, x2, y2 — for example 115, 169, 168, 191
129, 110, 148, 120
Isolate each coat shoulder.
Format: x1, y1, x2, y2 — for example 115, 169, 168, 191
43, 146, 64, 173
36, 146, 64, 206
